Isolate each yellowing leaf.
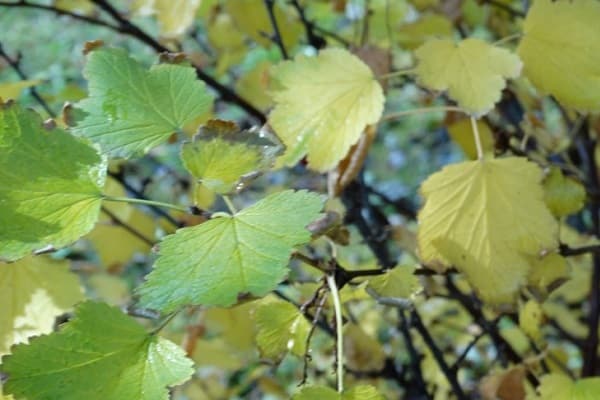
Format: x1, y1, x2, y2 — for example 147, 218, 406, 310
343, 324, 386, 372
527, 253, 570, 298
418, 157, 558, 304
447, 118, 495, 160
415, 38, 522, 115
0, 256, 84, 356
367, 265, 420, 299
293, 385, 385, 400
397, 14, 453, 50
517, 0, 600, 111
235, 61, 273, 111
269, 49, 384, 171
207, 13, 247, 75
88, 274, 130, 306
204, 302, 257, 351
181, 120, 283, 194
255, 297, 310, 360
0, 80, 42, 100
543, 167, 586, 218
536, 374, 600, 400
132, 0, 201, 38
519, 300, 544, 343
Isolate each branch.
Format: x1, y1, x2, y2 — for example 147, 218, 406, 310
397, 309, 431, 399
560, 243, 600, 257
288, 0, 327, 49
0, 42, 56, 117
263, 0, 289, 59
100, 206, 155, 246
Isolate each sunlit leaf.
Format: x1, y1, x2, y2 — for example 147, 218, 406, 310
0, 301, 193, 400
138, 190, 323, 312
543, 167, 586, 218
72, 46, 213, 157
269, 48, 384, 171
0, 101, 105, 261
418, 157, 558, 303
293, 385, 385, 399
519, 299, 544, 343
367, 265, 420, 299
536, 374, 600, 400
517, 0, 600, 111
235, 60, 273, 110
415, 38, 522, 115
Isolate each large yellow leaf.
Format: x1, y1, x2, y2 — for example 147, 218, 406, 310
0, 256, 83, 356
517, 0, 600, 112
414, 38, 522, 116
269, 48, 384, 171
417, 157, 558, 303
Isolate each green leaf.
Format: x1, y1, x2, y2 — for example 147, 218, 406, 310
367, 265, 420, 299
72, 46, 213, 158
138, 190, 323, 312
0, 101, 105, 261
0, 255, 84, 356
292, 385, 386, 399
0, 301, 193, 400
543, 167, 586, 218
517, 0, 600, 112
536, 374, 600, 400
255, 297, 310, 360
181, 119, 283, 194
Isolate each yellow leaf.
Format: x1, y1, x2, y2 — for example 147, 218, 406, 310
447, 118, 495, 160
519, 299, 544, 343
0, 80, 42, 100
207, 13, 247, 75
343, 324, 386, 372
527, 252, 570, 299
54, 0, 94, 14
0, 256, 83, 356
235, 61, 273, 111
132, 0, 201, 38
191, 338, 245, 370
367, 265, 420, 299
203, 302, 257, 351
415, 38, 522, 116
88, 274, 130, 306
418, 157, 558, 304
269, 48, 384, 171
543, 167, 586, 218
397, 14, 453, 50
517, 0, 600, 112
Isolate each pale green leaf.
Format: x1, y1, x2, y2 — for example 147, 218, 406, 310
293, 385, 385, 399
72, 47, 213, 157
417, 157, 558, 304
0, 256, 84, 356
537, 374, 600, 400
543, 167, 586, 218
517, 0, 600, 112
269, 48, 384, 171
138, 190, 323, 312
181, 119, 283, 194
0, 301, 193, 400
367, 265, 420, 299
415, 38, 522, 115
0, 80, 42, 100
0, 101, 105, 261
255, 297, 310, 360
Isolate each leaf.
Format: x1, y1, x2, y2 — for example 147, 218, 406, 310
180, 120, 283, 194
414, 38, 522, 115
536, 374, 600, 400
292, 385, 385, 400
255, 297, 310, 360
72, 47, 213, 158
235, 60, 273, 110
207, 12, 247, 75
517, 0, 600, 112
142, 0, 202, 38
480, 367, 526, 400
0, 80, 42, 100
138, 190, 323, 312
0, 301, 193, 400
447, 118, 495, 160
519, 300, 544, 343
269, 48, 384, 171
543, 167, 586, 218
527, 253, 570, 298
417, 157, 558, 304
367, 265, 420, 299
397, 14, 453, 50
343, 324, 386, 372
204, 302, 257, 351
0, 256, 83, 356
0, 101, 105, 261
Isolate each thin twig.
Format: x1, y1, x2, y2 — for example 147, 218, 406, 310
288, 0, 326, 49
100, 206, 155, 246
263, 0, 289, 59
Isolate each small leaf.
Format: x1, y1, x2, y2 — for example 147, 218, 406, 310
0, 80, 42, 100
519, 300, 544, 343
418, 157, 558, 303
527, 253, 570, 298
181, 119, 283, 194
536, 374, 600, 400
543, 167, 586, 218
367, 265, 420, 299
134, 0, 201, 38
293, 385, 385, 400
72, 47, 213, 157
0, 256, 84, 356
0, 101, 105, 261
414, 38, 522, 115
138, 190, 323, 312
517, 0, 600, 111
269, 48, 384, 171
397, 14, 453, 50
255, 297, 310, 360
0, 301, 193, 400
343, 324, 386, 372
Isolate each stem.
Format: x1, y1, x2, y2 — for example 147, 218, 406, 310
470, 116, 484, 160
222, 195, 238, 214
103, 195, 188, 213
377, 68, 415, 80
382, 106, 465, 122
263, 0, 288, 59
326, 273, 344, 393
151, 309, 181, 335
493, 33, 523, 46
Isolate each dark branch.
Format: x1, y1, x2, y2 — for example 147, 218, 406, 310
263, 0, 289, 59
288, 0, 327, 49
100, 206, 155, 247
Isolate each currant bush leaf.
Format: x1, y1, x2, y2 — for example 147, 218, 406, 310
269, 48, 384, 171
0, 256, 83, 356
519, 299, 544, 343
138, 190, 323, 312
255, 297, 310, 360
0, 301, 193, 400
367, 265, 420, 299
132, 0, 201, 38
418, 157, 558, 304
517, 0, 600, 111
0, 80, 42, 100
0, 101, 105, 261
72, 47, 213, 158
536, 374, 600, 400
414, 38, 522, 116
181, 120, 283, 194
543, 167, 586, 218
293, 385, 385, 399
